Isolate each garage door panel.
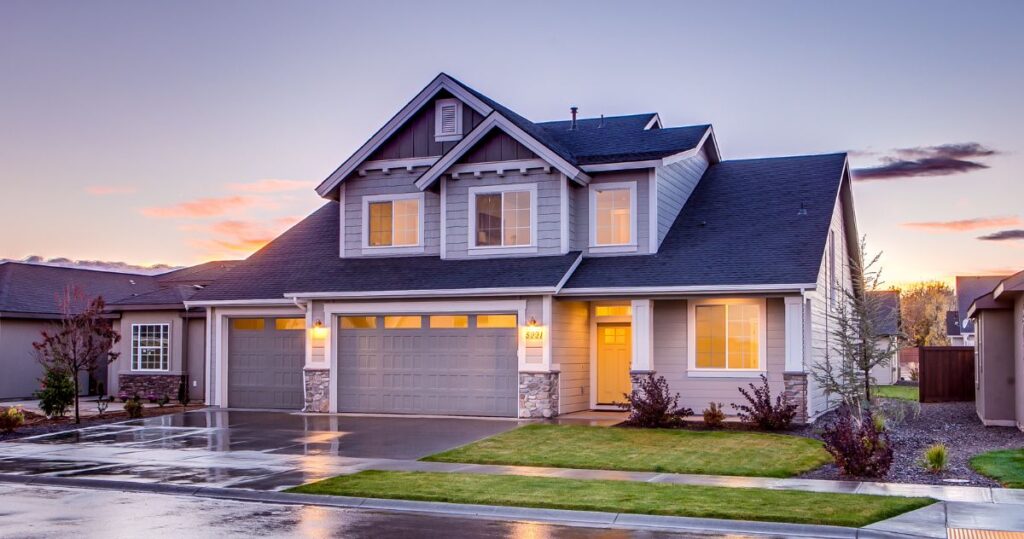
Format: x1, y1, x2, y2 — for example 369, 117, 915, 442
337, 314, 518, 417
228, 318, 304, 410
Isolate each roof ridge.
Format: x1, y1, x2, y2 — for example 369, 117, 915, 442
0, 261, 155, 277
718, 152, 848, 164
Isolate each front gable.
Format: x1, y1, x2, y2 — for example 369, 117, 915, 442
367, 90, 487, 161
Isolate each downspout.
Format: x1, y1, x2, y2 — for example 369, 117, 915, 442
182, 304, 189, 401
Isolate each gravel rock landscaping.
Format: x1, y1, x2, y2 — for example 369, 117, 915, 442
801, 399, 1024, 486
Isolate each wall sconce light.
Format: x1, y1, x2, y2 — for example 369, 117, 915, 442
311, 319, 329, 339
527, 316, 538, 327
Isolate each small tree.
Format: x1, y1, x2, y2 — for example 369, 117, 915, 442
33, 287, 120, 424
898, 281, 955, 346
812, 238, 896, 406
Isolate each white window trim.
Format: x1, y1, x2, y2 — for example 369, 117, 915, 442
686, 298, 767, 378
434, 98, 463, 142
131, 323, 170, 372
589, 181, 638, 253
467, 183, 539, 255
361, 192, 425, 255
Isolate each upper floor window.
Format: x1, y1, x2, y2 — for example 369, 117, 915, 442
589, 181, 637, 250
363, 193, 423, 250
132, 323, 169, 371
469, 184, 536, 250
434, 98, 463, 142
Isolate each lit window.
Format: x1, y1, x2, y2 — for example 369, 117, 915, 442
429, 315, 468, 329
231, 319, 264, 331
367, 197, 420, 248
595, 305, 631, 317
384, 316, 422, 329
477, 314, 517, 328
695, 304, 759, 370
340, 316, 376, 329
274, 318, 305, 331
132, 324, 169, 371
594, 187, 632, 245
474, 190, 531, 247
434, 98, 463, 141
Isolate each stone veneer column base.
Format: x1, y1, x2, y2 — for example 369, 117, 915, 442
519, 372, 559, 418
783, 372, 809, 424
117, 374, 185, 401
303, 369, 330, 413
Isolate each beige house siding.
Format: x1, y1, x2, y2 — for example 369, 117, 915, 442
652, 298, 786, 414
0, 319, 52, 399
975, 309, 1016, 425
1016, 296, 1024, 430
109, 311, 188, 396
553, 299, 590, 414
869, 336, 898, 385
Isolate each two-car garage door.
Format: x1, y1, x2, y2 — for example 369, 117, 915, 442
337, 313, 518, 417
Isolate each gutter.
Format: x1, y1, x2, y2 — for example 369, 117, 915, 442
556, 283, 817, 297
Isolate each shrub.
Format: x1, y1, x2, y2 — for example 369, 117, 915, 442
731, 374, 798, 431
35, 368, 75, 418
124, 397, 144, 419
157, 394, 170, 408
0, 407, 25, 433
96, 396, 109, 417
178, 380, 191, 408
821, 407, 893, 477
702, 402, 726, 429
909, 367, 919, 382
621, 373, 693, 428
922, 444, 948, 473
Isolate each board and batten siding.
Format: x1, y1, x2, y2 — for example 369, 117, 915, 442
367, 95, 485, 161
652, 298, 786, 414
807, 194, 853, 417
443, 170, 563, 258
342, 169, 441, 257
460, 130, 537, 163
572, 170, 651, 255
553, 299, 590, 414
655, 148, 709, 247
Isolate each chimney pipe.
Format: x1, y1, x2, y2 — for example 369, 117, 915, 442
570, 106, 578, 130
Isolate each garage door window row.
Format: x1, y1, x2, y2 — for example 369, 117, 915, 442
339, 314, 517, 330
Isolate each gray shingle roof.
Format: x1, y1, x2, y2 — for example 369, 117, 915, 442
0, 262, 162, 317
868, 290, 901, 336
956, 275, 1006, 332
946, 310, 961, 336
156, 260, 240, 284
189, 203, 582, 301
564, 153, 848, 289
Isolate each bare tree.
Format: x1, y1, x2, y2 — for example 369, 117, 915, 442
33, 287, 121, 423
812, 239, 896, 406
897, 281, 955, 346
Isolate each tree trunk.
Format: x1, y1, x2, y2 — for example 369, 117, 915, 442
73, 373, 80, 424
864, 369, 872, 402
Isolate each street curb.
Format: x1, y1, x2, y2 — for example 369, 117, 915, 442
0, 474, 927, 538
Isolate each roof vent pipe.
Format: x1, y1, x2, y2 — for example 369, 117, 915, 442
570, 106, 578, 130
599, 114, 604, 128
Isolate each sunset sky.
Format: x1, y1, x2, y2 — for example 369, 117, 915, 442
2, 0, 1022, 285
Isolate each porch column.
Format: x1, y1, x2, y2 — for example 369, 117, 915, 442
630, 299, 654, 374
783, 296, 804, 372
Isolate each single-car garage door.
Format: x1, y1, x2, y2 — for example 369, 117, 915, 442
228, 317, 305, 409
337, 313, 518, 417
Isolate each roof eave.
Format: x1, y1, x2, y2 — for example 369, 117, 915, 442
557, 283, 816, 297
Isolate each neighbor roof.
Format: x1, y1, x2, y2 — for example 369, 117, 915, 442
0, 262, 161, 318
868, 290, 901, 336
946, 310, 961, 337
563, 153, 849, 290
956, 275, 1007, 332
155, 260, 240, 284
188, 203, 582, 302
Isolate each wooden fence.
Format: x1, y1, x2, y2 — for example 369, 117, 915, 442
918, 346, 975, 403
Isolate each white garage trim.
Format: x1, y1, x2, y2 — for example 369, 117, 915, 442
208, 306, 305, 408
323, 299, 528, 415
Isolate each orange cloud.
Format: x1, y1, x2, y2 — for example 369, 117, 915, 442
186, 217, 301, 257
140, 196, 267, 218
86, 185, 137, 195
226, 179, 314, 193
901, 216, 1022, 232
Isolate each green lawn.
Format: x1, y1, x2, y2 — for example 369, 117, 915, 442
422, 424, 831, 478
873, 385, 919, 402
970, 449, 1024, 488
289, 471, 934, 528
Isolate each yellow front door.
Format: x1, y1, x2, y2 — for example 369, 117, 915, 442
597, 324, 632, 404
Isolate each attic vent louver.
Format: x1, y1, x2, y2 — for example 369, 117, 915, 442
434, 98, 463, 142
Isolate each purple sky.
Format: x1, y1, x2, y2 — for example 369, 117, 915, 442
2, 0, 1022, 284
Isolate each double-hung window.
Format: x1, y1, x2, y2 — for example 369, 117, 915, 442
589, 182, 637, 251
469, 184, 536, 250
363, 193, 423, 250
132, 323, 169, 371
688, 299, 765, 375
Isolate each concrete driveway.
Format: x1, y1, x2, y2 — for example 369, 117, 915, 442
0, 409, 526, 490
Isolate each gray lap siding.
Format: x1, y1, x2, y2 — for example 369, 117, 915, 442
342, 170, 441, 257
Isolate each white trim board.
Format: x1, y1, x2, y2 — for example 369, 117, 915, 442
285, 287, 557, 300
686, 297, 768, 378
558, 283, 818, 296
588, 180, 638, 252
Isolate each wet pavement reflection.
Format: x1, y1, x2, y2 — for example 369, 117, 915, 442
0, 483, 722, 538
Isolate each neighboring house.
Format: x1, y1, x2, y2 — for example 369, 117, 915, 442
956, 276, 1007, 346
947, 310, 965, 346
868, 290, 901, 385
186, 73, 860, 422
0, 261, 237, 401
967, 269, 1024, 430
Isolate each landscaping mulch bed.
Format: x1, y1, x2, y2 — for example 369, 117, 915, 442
801, 400, 1024, 487
0, 405, 205, 442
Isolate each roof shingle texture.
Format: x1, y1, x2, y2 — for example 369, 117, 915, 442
0, 263, 162, 316
564, 153, 847, 289
189, 203, 582, 301
956, 275, 1006, 332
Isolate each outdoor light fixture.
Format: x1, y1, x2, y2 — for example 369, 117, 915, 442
311, 319, 329, 339
527, 316, 538, 327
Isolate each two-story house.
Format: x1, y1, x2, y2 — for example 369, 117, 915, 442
187, 73, 859, 422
